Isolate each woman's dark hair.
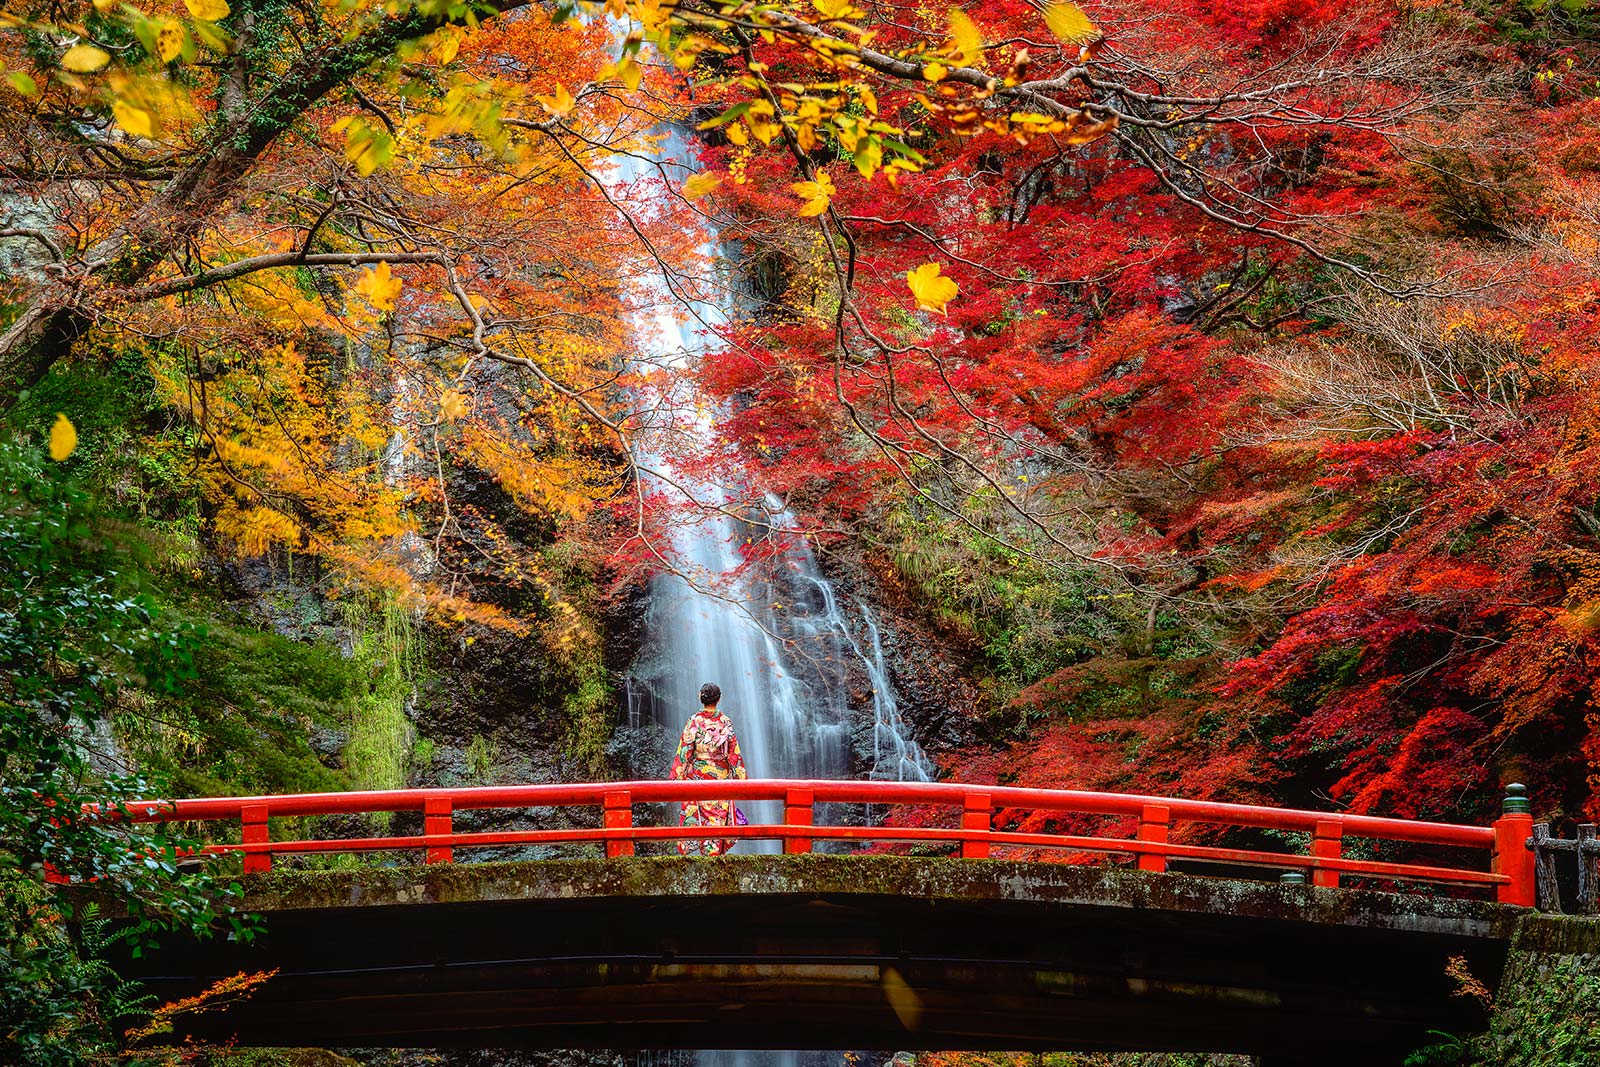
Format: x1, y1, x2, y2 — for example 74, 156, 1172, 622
699, 682, 721, 707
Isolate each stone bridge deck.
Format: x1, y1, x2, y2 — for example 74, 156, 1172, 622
117, 855, 1528, 1064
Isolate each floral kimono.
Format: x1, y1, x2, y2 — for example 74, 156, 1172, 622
668, 707, 748, 856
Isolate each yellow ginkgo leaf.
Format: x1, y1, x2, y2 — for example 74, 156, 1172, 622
536, 82, 576, 117
184, 0, 230, 20
682, 171, 723, 200
439, 389, 470, 422
1044, 1, 1099, 44
949, 9, 983, 66
48, 414, 77, 461
906, 262, 959, 315
355, 261, 403, 312
61, 44, 110, 73
923, 62, 948, 82
812, 0, 856, 19
113, 100, 155, 138
792, 172, 836, 217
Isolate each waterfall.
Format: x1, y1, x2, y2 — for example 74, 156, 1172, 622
615, 124, 930, 803
609, 89, 929, 1067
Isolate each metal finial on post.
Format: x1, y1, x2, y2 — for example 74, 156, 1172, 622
1279, 871, 1306, 885
1502, 783, 1530, 815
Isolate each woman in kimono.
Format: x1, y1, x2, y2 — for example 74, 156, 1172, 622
668, 682, 748, 856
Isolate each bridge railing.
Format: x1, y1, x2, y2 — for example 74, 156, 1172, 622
88, 779, 1538, 905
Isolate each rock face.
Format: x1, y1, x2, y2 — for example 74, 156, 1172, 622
806, 544, 990, 762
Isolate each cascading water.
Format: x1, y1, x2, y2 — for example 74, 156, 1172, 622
608, 97, 929, 1067
614, 123, 930, 806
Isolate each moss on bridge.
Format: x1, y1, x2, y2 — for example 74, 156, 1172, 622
236, 853, 1520, 940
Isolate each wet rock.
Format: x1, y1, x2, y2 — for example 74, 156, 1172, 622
809, 545, 988, 763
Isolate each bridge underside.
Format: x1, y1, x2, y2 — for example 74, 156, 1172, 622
113, 856, 1520, 1062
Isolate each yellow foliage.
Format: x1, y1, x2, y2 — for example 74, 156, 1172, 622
1043, 2, 1099, 44
182, 0, 230, 21
906, 262, 959, 314
792, 172, 836, 217
215, 505, 303, 555
355, 261, 404, 312
948, 9, 983, 67
682, 171, 723, 199
61, 44, 110, 73
113, 99, 155, 137
48, 414, 77, 461
537, 81, 576, 117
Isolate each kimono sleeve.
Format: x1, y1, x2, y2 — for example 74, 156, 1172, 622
668, 716, 698, 780
726, 725, 748, 780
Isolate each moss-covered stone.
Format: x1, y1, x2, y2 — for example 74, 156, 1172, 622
222, 854, 1521, 942
1467, 913, 1600, 1067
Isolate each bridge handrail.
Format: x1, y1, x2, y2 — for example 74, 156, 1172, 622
81, 778, 1537, 906
108, 779, 1493, 847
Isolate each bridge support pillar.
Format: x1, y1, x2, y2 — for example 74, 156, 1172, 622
1312, 819, 1343, 889
424, 797, 452, 864
241, 803, 270, 874
1137, 804, 1169, 872
961, 792, 991, 859
784, 788, 813, 854
604, 790, 634, 858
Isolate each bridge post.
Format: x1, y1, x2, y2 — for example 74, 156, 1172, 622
784, 788, 814, 854
424, 797, 453, 864
961, 792, 991, 859
1312, 819, 1343, 889
1138, 804, 1170, 872
603, 790, 634, 858
1493, 783, 1535, 907
241, 803, 270, 874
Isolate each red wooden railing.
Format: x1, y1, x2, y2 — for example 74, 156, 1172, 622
95, 779, 1538, 906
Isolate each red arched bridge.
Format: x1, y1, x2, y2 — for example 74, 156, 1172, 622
91, 780, 1539, 1065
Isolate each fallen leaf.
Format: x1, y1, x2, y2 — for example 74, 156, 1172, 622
949, 9, 983, 66
537, 81, 576, 117
155, 19, 187, 63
